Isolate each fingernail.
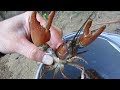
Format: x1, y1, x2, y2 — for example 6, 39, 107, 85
42, 55, 53, 65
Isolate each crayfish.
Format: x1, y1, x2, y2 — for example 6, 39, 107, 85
30, 11, 106, 79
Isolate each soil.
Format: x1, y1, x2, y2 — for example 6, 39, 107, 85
0, 11, 120, 79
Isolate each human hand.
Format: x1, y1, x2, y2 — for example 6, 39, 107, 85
0, 11, 63, 65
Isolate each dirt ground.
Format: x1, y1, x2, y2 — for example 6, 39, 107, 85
0, 11, 120, 79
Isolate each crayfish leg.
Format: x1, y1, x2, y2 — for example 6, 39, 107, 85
67, 56, 88, 64
40, 65, 54, 79
60, 64, 69, 79
53, 67, 59, 79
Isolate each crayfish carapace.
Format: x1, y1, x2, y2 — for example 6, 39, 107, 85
30, 11, 106, 79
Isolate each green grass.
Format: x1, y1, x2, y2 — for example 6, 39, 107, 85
41, 11, 50, 20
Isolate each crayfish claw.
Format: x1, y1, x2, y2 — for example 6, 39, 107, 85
79, 20, 106, 47
30, 11, 55, 46
92, 25, 106, 39
46, 11, 55, 30
84, 19, 93, 36
30, 11, 44, 46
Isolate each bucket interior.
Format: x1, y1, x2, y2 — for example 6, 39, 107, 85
39, 34, 120, 79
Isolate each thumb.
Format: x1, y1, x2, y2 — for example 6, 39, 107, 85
42, 54, 53, 65
16, 38, 53, 65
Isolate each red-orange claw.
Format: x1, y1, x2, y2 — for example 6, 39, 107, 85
46, 11, 55, 30
55, 44, 68, 60
79, 25, 106, 47
84, 19, 93, 36
92, 25, 106, 39
30, 11, 51, 46
30, 11, 42, 46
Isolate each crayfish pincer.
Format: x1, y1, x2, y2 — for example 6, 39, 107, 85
30, 11, 55, 46
55, 43, 68, 60
79, 19, 106, 47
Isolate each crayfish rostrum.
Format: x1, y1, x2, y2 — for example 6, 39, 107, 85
30, 11, 106, 79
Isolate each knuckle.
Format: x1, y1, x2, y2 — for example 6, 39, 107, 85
28, 47, 38, 60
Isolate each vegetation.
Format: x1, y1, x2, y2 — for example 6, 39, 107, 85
39, 11, 50, 20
